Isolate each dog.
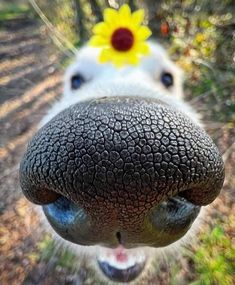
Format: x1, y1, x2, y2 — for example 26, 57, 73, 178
19, 41, 224, 283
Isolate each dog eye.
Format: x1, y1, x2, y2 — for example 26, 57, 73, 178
161, 72, 174, 88
71, 74, 85, 90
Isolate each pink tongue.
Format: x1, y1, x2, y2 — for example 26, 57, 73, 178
114, 245, 128, 263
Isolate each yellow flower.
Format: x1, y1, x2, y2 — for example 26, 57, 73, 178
89, 4, 152, 67
195, 33, 206, 44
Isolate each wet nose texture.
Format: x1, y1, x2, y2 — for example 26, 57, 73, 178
20, 96, 224, 214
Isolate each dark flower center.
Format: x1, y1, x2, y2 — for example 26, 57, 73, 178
111, 28, 134, 52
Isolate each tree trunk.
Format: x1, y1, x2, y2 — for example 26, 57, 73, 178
73, 0, 87, 43
129, 0, 137, 10
90, 0, 103, 22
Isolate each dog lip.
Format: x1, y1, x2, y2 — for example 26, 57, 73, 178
97, 259, 146, 283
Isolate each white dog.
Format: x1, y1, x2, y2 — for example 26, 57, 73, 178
20, 41, 224, 284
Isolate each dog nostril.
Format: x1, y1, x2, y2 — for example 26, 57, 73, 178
116, 232, 122, 244
20, 178, 61, 205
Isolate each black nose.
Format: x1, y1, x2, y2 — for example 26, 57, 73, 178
20, 96, 224, 247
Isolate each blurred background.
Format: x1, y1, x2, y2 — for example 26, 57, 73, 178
0, 0, 234, 284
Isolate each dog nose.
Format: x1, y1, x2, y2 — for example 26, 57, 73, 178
20, 96, 224, 247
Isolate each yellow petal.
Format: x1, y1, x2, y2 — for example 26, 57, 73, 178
113, 58, 125, 68
127, 55, 140, 65
136, 42, 150, 55
99, 48, 112, 63
136, 26, 152, 41
131, 9, 145, 26
89, 35, 109, 47
118, 4, 132, 26
92, 22, 111, 37
107, 49, 126, 67
104, 8, 118, 25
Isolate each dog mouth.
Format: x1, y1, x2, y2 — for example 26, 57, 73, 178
97, 246, 146, 283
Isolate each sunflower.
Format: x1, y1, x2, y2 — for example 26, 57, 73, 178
89, 4, 152, 67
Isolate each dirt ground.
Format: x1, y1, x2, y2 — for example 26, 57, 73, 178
0, 17, 234, 285
0, 17, 65, 285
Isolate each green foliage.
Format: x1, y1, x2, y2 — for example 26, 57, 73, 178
0, 2, 30, 21
57, 246, 78, 270
169, 263, 183, 285
37, 234, 77, 270
37, 235, 57, 261
189, 224, 235, 285
162, 1, 234, 123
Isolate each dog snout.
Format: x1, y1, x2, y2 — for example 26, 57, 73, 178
20, 96, 224, 247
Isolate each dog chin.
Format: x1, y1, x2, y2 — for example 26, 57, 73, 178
97, 246, 147, 283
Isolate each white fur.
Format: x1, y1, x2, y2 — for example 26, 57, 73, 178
38, 41, 205, 283
41, 41, 200, 127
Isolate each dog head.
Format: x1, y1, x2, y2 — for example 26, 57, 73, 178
20, 41, 224, 283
